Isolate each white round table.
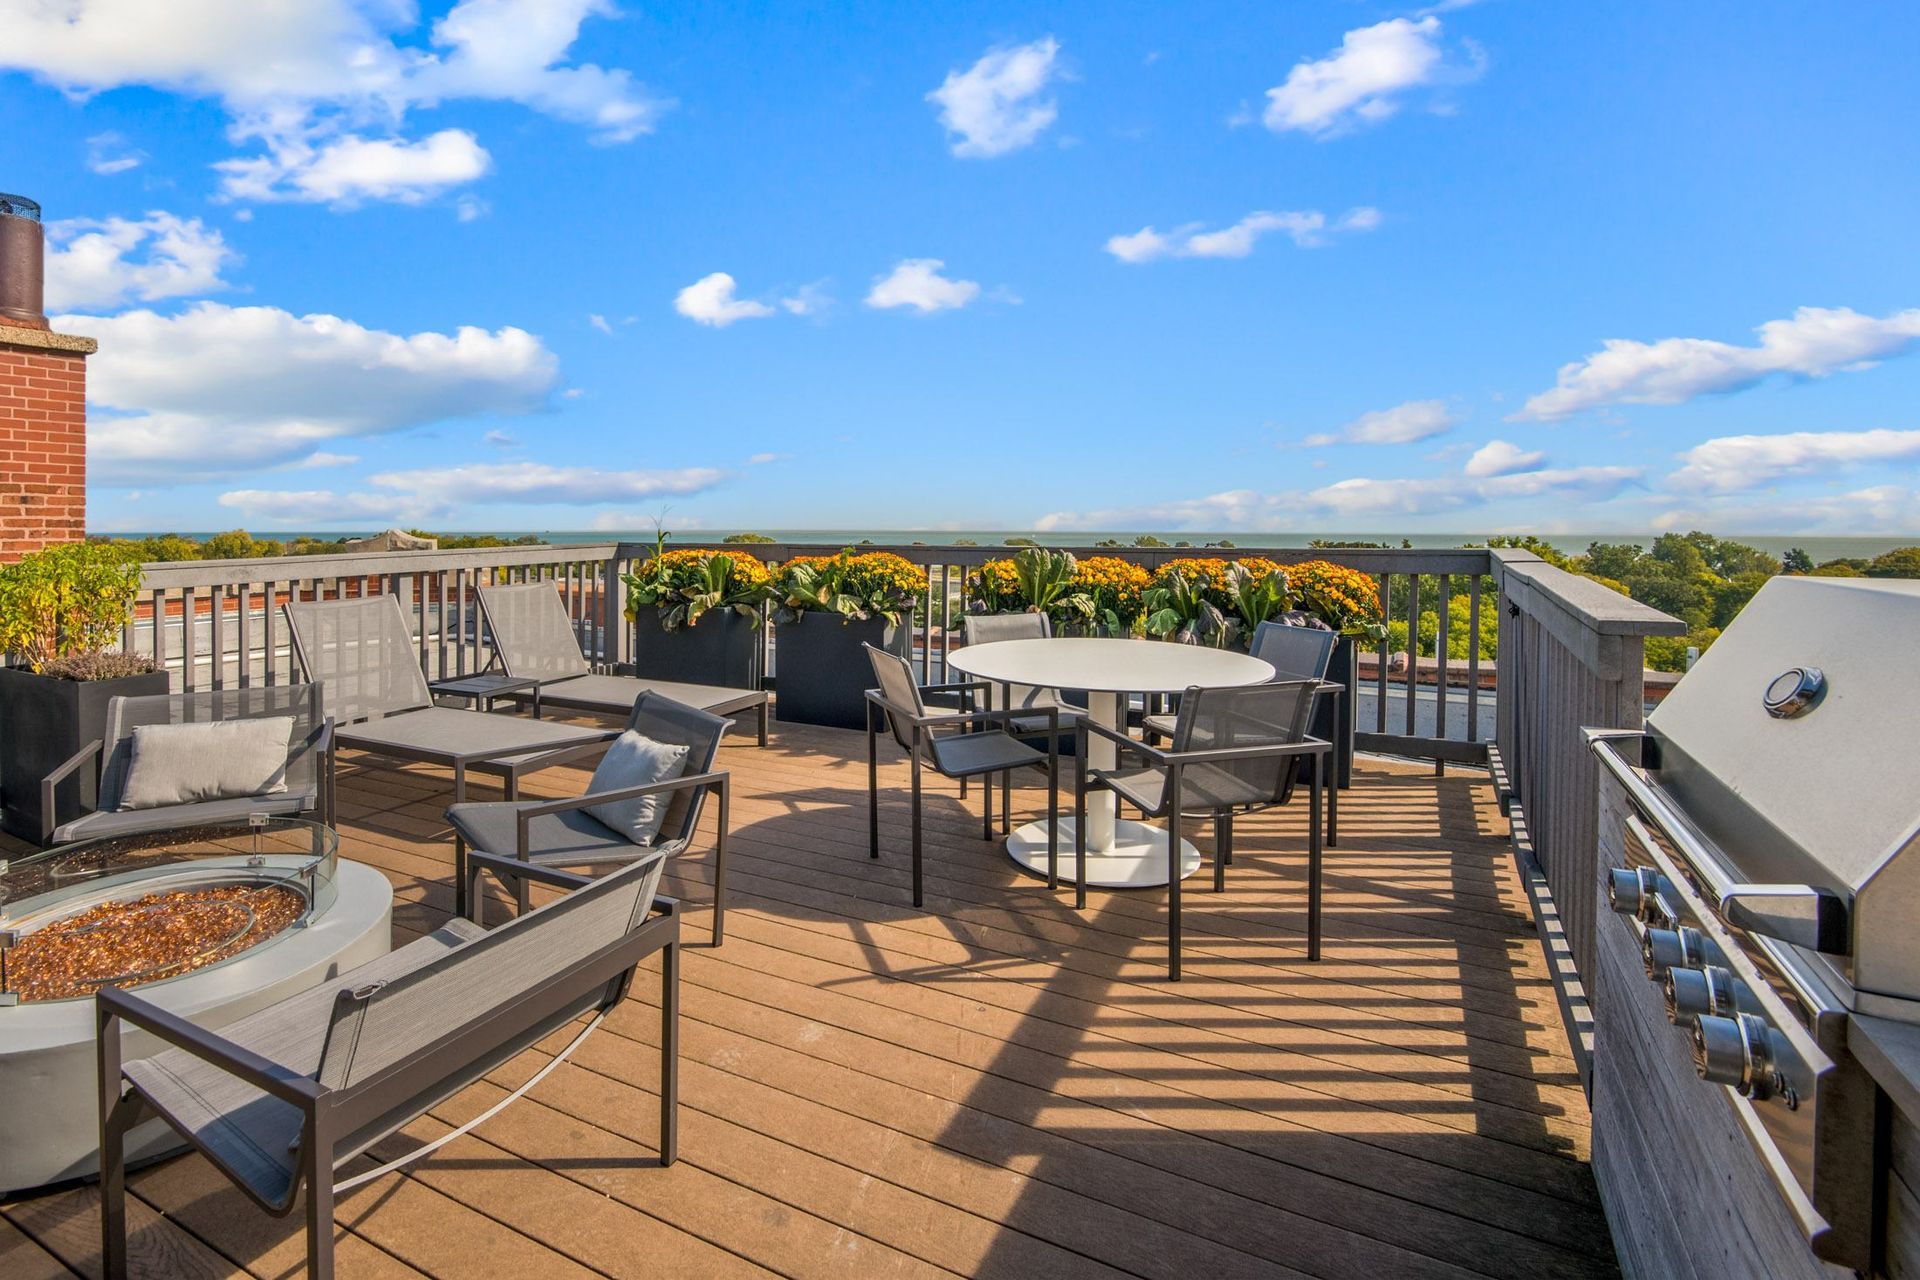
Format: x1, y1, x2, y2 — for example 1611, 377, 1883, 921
947, 637, 1275, 888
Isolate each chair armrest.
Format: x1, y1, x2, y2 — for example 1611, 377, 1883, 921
465, 850, 594, 892
95, 984, 326, 1107
41, 738, 103, 843
514, 770, 728, 824
1160, 735, 1332, 766
1078, 718, 1169, 763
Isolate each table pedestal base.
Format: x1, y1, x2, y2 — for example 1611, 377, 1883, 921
1006, 818, 1202, 889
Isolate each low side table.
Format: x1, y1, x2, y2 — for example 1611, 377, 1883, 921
430, 672, 541, 716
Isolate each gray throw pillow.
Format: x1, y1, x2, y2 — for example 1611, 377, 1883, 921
118, 716, 297, 810
584, 731, 691, 845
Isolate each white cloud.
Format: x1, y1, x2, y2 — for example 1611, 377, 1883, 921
291, 450, 359, 469
0, 0, 667, 206
1264, 16, 1472, 136
928, 37, 1061, 158
746, 452, 790, 465
1036, 456, 1637, 531
1652, 486, 1920, 536
674, 272, 776, 328
1667, 428, 1920, 492
1516, 306, 1920, 421
86, 131, 144, 174
219, 461, 726, 526
779, 281, 832, 317
1464, 439, 1546, 478
61, 301, 557, 482
1302, 398, 1455, 446
214, 129, 491, 206
588, 313, 613, 335
1105, 206, 1378, 263
865, 259, 980, 313
44, 212, 238, 311
484, 429, 519, 448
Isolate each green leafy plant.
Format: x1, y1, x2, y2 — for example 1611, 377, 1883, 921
966, 547, 1096, 624
0, 542, 151, 675
773, 550, 927, 625
1221, 561, 1290, 635
622, 547, 774, 632
1143, 567, 1233, 647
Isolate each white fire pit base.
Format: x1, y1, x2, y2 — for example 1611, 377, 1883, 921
0, 859, 392, 1195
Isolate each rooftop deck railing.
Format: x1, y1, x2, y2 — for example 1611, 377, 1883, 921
104, 539, 1681, 1019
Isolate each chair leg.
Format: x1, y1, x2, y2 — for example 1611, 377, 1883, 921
867, 705, 880, 860
1046, 750, 1059, 892
981, 763, 993, 841
1308, 751, 1324, 961
757, 700, 769, 748
910, 751, 924, 909
454, 834, 468, 919
1327, 756, 1339, 848
1167, 800, 1183, 982
1213, 813, 1229, 893
711, 782, 729, 946
660, 938, 679, 1165
304, 1123, 336, 1279
97, 1007, 133, 1280
1074, 764, 1088, 910
1001, 769, 1011, 835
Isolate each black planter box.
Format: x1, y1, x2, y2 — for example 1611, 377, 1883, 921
773, 612, 908, 729
1318, 637, 1358, 789
0, 665, 170, 845
627, 606, 759, 689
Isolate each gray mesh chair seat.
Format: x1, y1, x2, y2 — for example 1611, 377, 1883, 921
43, 684, 330, 845
865, 643, 1061, 906
476, 582, 768, 745
98, 853, 682, 1280
1076, 679, 1330, 979
285, 595, 617, 806
120, 917, 486, 1208
449, 691, 732, 941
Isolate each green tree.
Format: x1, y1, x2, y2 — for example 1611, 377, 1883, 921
723, 532, 776, 544
1131, 534, 1170, 548
1003, 536, 1038, 547
1710, 571, 1771, 628
1486, 534, 1575, 571
1781, 547, 1813, 574
1867, 548, 1920, 579
1580, 541, 1643, 581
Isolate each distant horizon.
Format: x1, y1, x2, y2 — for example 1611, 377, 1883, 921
89, 527, 1919, 562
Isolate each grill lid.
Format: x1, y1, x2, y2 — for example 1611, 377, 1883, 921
1647, 576, 1920, 907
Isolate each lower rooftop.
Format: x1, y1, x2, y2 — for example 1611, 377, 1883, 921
0, 716, 1613, 1278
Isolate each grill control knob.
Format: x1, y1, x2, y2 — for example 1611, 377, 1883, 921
1643, 926, 1707, 980
1665, 964, 1737, 1024
1608, 867, 1659, 917
1691, 1013, 1782, 1101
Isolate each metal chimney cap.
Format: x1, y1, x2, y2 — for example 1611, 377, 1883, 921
0, 194, 42, 223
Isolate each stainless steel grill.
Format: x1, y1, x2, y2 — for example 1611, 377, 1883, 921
1589, 575, 1920, 1270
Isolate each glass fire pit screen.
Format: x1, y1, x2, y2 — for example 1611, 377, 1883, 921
0, 817, 337, 1004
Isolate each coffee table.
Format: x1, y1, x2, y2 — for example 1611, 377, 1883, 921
948, 638, 1274, 888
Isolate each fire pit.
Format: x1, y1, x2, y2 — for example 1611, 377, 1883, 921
0, 817, 391, 1193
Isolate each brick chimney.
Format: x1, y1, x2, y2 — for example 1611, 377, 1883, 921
0, 194, 93, 563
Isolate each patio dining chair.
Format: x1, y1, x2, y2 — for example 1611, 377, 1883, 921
97, 852, 679, 1280
285, 595, 618, 808
1077, 679, 1329, 979
865, 643, 1060, 906
40, 684, 331, 845
448, 691, 732, 939
475, 582, 769, 745
1144, 619, 1342, 844
962, 612, 1085, 822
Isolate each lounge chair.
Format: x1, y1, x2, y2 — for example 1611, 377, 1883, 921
98, 853, 679, 1280
474, 582, 770, 745
285, 595, 617, 805
41, 684, 331, 845
449, 691, 732, 938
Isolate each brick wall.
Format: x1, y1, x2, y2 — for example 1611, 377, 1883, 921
0, 324, 93, 563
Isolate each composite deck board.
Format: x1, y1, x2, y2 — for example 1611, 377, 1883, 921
1, 717, 1616, 1278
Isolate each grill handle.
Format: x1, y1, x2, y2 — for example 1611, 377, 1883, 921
1721, 885, 1850, 956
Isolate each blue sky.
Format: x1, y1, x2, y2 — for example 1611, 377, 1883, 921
5, 1, 1919, 535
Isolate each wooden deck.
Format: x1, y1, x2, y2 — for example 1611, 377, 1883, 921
2, 717, 1618, 1278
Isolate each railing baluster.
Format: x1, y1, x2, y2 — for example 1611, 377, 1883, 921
209, 583, 226, 690
180, 585, 197, 691
1434, 573, 1450, 774
1403, 573, 1419, 737
1375, 573, 1390, 733
1466, 574, 1482, 742
237, 581, 253, 688
264, 581, 279, 686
